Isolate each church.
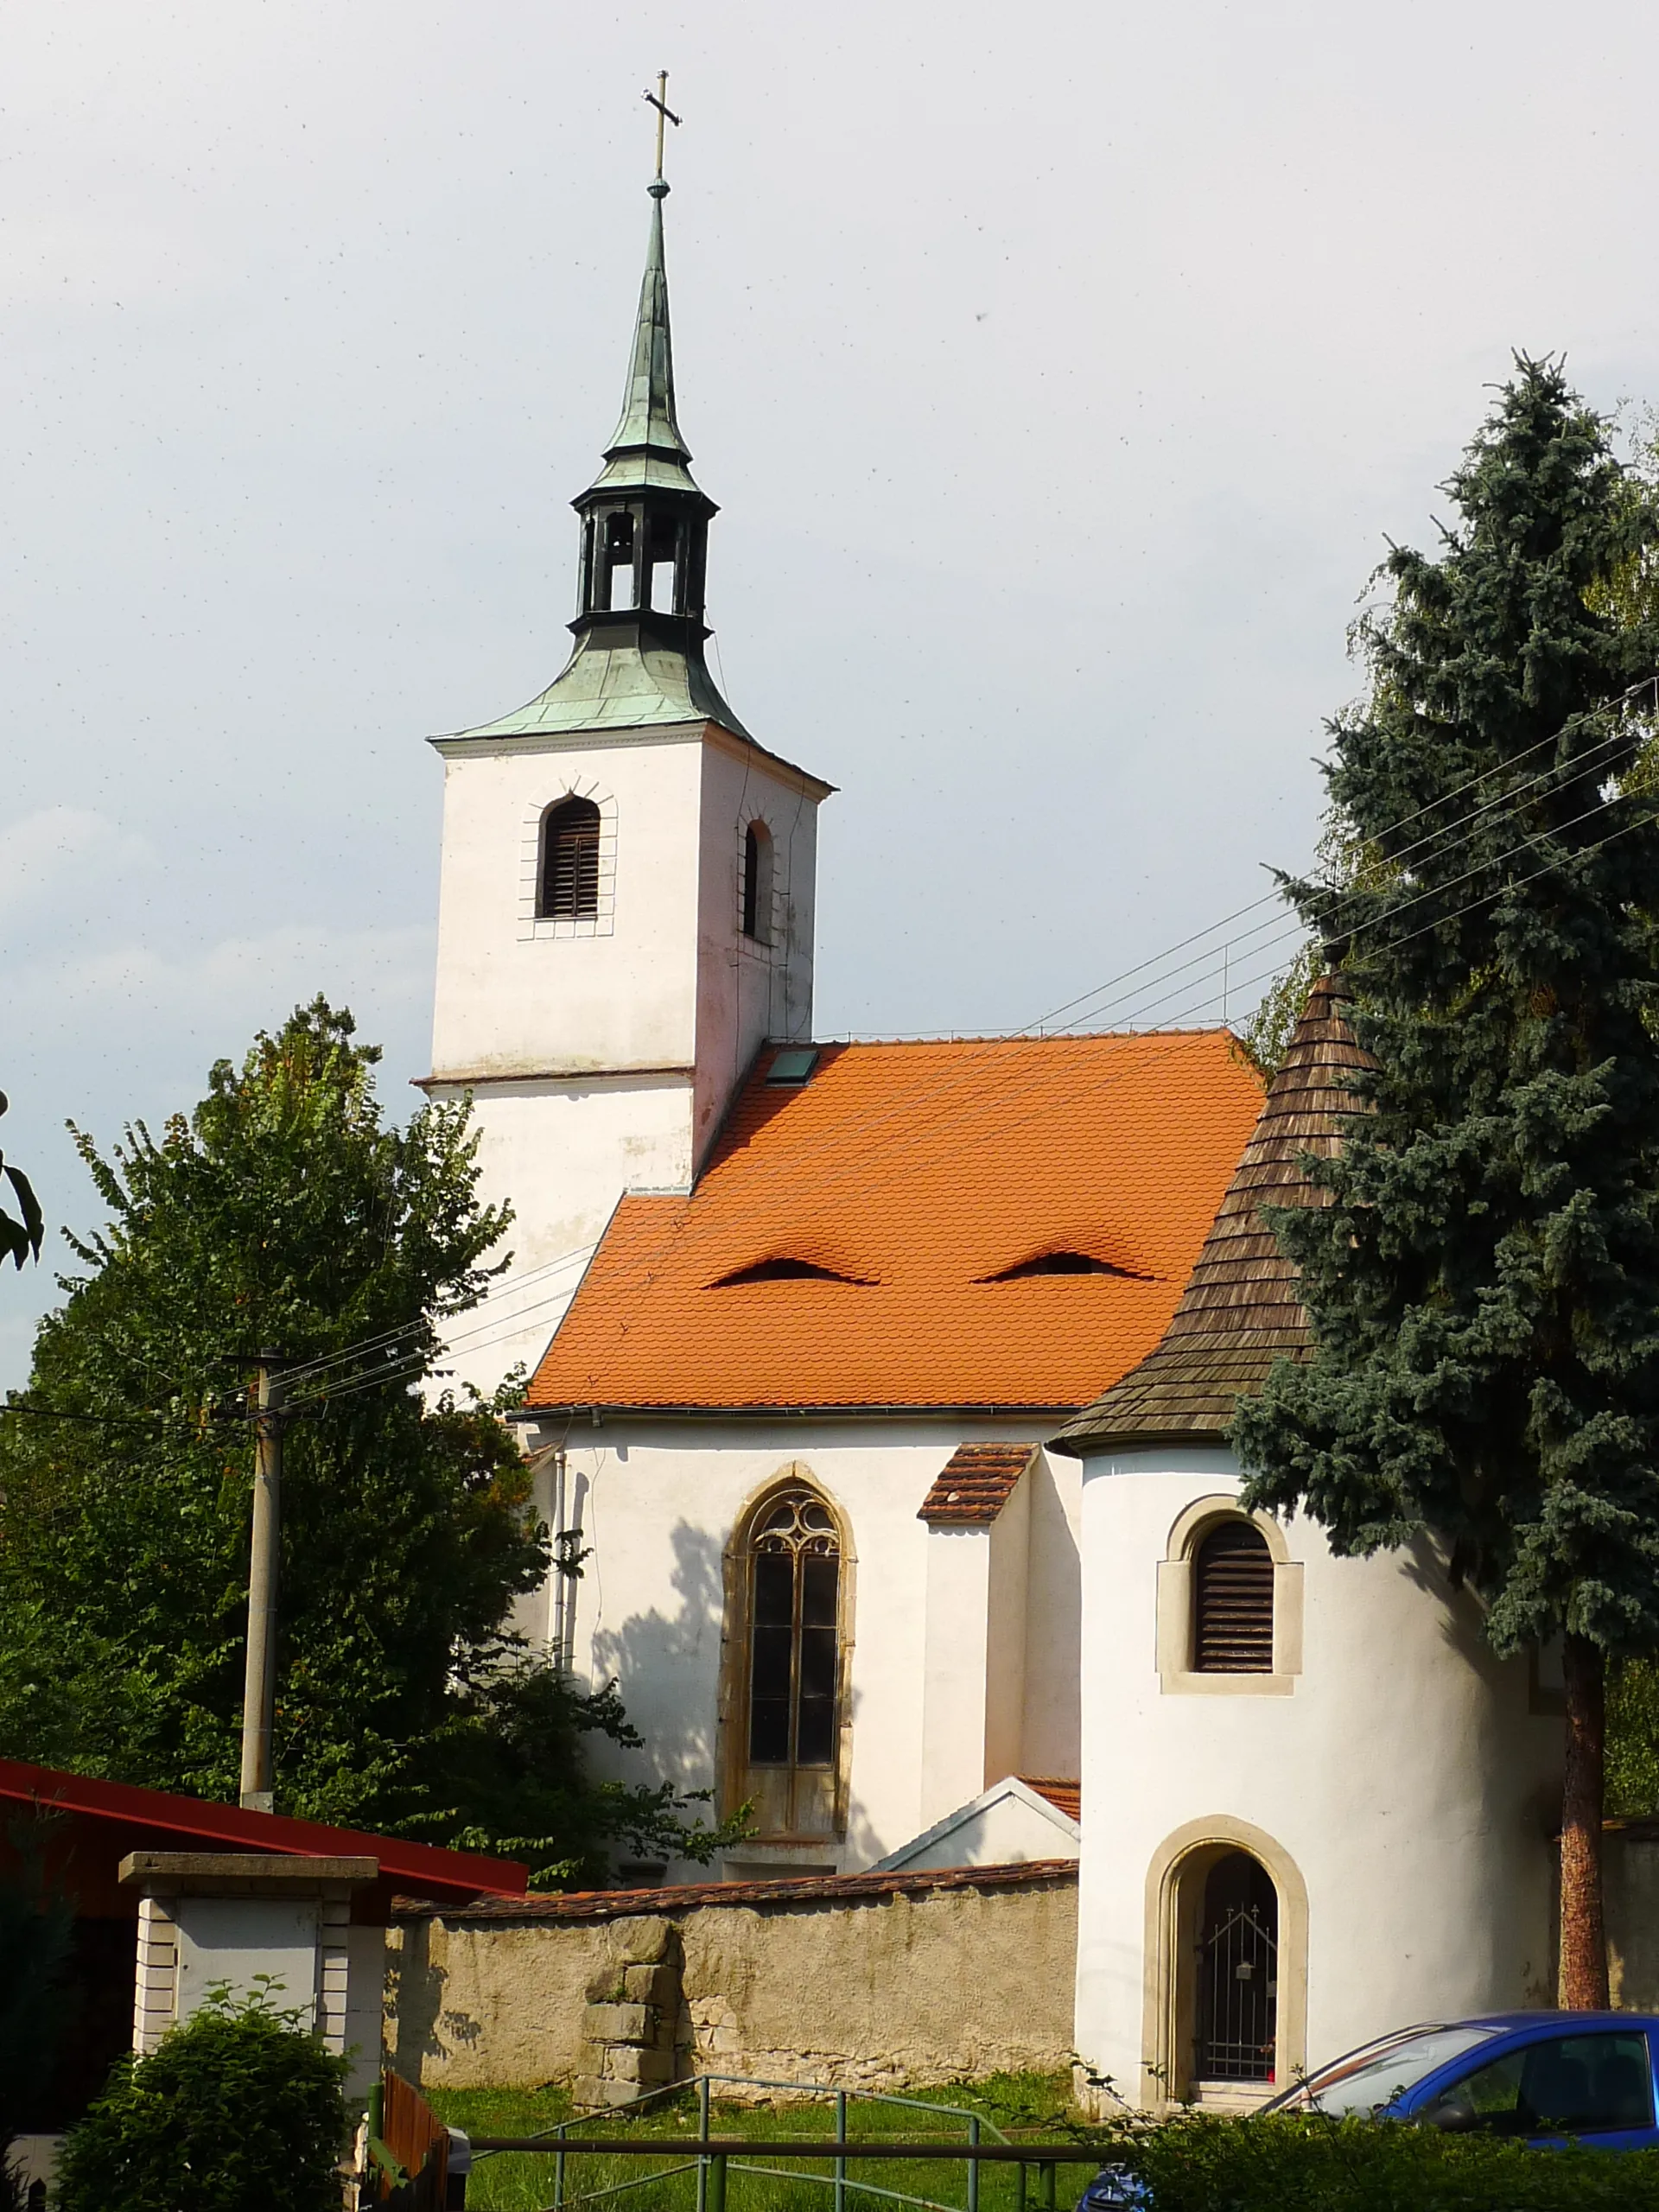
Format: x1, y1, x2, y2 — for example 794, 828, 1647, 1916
422, 160, 1564, 2107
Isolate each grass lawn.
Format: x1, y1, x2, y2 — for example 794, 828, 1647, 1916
428, 2073, 1097, 2212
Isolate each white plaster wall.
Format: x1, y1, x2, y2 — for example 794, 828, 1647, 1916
523, 1416, 1058, 1874
1020, 1453, 1082, 1777
921, 1528, 995, 1831
430, 1072, 696, 1394
1073, 1446, 1562, 2107
345, 1924, 388, 2099
425, 721, 824, 1395
984, 1478, 1032, 1793
694, 740, 819, 1165
429, 729, 705, 1081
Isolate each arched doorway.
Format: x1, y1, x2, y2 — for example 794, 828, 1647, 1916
1194, 1852, 1279, 2084
1142, 1819, 1306, 2109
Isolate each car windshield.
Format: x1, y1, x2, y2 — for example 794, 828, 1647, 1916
1274, 2025, 1504, 2117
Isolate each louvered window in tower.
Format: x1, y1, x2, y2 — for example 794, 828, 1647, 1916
1193, 1522, 1274, 1673
540, 797, 601, 919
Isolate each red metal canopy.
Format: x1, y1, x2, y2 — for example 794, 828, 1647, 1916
0, 1757, 527, 1915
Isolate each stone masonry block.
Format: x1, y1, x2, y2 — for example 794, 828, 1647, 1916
619, 1917, 673, 1965
601, 2042, 674, 2085
622, 1963, 678, 2007
574, 2075, 645, 2111
584, 2000, 652, 2043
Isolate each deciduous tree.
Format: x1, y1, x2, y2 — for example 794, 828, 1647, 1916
0, 1000, 732, 1883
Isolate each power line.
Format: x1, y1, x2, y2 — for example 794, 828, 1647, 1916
296, 797, 1659, 1419
277, 677, 1659, 1409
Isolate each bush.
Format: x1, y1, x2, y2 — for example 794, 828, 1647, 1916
1098, 2110, 1659, 2209
54, 1986, 349, 2212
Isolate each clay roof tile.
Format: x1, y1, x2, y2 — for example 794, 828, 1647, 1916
526, 1032, 1265, 1413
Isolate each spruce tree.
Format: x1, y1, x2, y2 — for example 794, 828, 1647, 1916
1233, 359, 1659, 2006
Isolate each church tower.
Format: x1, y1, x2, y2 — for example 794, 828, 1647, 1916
423, 156, 831, 1389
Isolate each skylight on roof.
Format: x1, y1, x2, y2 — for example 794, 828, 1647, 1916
766, 1047, 820, 1086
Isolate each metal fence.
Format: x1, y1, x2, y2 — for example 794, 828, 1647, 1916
467, 2073, 1103, 2212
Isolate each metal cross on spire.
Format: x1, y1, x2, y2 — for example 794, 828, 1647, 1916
644, 70, 682, 183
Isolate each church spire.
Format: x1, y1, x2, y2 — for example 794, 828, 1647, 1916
594, 179, 695, 488
440, 85, 749, 745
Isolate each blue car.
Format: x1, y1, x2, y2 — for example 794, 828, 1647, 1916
1076, 2012, 1659, 2209
1266, 2012, 1659, 2145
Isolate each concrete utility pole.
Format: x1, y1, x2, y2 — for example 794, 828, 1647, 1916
238, 1351, 285, 1813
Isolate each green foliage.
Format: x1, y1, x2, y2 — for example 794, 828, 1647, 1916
0, 1090, 42, 1272
1232, 358, 1659, 1667
424, 2089, 1657, 2212
1239, 942, 1321, 1078
0, 999, 735, 1880
410, 1655, 742, 1887
54, 1986, 348, 2212
1100, 2109, 1659, 2210
1607, 1655, 1659, 1814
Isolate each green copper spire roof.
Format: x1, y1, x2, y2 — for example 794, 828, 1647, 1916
587, 181, 702, 500
435, 168, 751, 747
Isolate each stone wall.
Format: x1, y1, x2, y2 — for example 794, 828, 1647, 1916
1601, 1820, 1659, 2009
387, 1860, 1078, 2094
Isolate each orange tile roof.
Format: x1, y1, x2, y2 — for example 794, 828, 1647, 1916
1020, 1777, 1082, 1821
918, 1443, 1038, 1523
526, 1033, 1265, 1412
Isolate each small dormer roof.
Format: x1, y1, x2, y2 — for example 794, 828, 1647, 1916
1048, 976, 1372, 1458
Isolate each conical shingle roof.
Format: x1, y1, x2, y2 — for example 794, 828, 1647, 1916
1049, 976, 1372, 1456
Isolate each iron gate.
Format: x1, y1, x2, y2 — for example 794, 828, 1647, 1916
1195, 1896, 1278, 2081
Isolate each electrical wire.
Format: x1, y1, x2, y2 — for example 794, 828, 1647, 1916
292, 793, 1659, 1419
276, 677, 1659, 1413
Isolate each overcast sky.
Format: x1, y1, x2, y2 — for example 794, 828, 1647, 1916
3, 0, 1658, 1378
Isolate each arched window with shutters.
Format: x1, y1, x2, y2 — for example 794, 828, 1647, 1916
1156, 1499, 1302, 1695
539, 796, 601, 920
1193, 1522, 1274, 1674
720, 1471, 853, 1842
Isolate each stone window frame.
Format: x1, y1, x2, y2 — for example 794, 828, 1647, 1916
1156, 1496, 1303, 1696
715, 1463, 856, 1842
519, 782, 618, 942
1141, 1814, 1310, 2111
734, 800, 786, 961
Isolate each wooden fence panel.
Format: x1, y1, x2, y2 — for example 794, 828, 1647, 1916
371, 2069, 449, 2209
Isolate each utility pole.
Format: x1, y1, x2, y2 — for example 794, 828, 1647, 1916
238, 1351, 285, 1813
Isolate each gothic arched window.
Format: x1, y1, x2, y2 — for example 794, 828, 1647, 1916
539, 797, 601, 920
724, 1477, 849, 1842
741, 820, 772, 944
1193, 1521, 1274, 1673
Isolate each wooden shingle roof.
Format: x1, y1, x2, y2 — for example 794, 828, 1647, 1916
1048, 977, 1371, 1457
